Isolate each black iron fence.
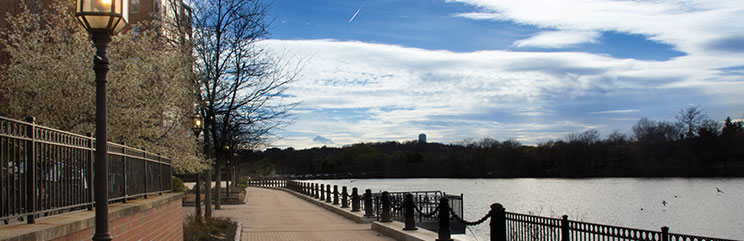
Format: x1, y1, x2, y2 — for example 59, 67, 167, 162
1, 116, 172, 225
450, 200, 738, 241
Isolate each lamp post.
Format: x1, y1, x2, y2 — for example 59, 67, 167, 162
74, 0, 128, 240
191, 113, 203, 219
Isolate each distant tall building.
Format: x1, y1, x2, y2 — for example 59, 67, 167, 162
418, 133, 427, 144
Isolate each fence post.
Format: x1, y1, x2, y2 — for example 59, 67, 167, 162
661, 226, 669, 241
403, 193, 417, 230
315, 183, 320, 199
25, 117, 36, 224
143, 148, 148, 199
436, 196, 452, 241
351, 188, 360, 212
341, 186, 349, 208
326, 184, 332, 203
333, 185, 339, 205
561, 215, 570, 241
87, 133, 95, 211
155, 152, 161, 195
490, 203, 505, 241
381, 191, 392, 222
320, 184, 325, 201
121, 142, 127, 203
364, 189, 374, 218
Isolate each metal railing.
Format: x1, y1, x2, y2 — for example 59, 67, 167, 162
503, 211, 739, 241
450, 201, 739, 241
1, 116, 172, 224
256, 180, 465, 233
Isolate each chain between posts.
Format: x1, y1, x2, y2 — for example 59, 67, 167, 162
413, 203, 440, 218
449, 209, 491, 226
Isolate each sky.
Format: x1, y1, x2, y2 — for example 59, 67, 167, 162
261, 0, 744, 149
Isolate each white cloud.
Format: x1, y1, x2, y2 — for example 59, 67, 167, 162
513, 31, 600, 48
448, 0, 744, 56
262, 39, 744, 149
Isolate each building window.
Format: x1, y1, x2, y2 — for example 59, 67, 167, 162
131, 0, 140, 13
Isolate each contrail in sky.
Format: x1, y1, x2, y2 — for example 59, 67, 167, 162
348, 5, 363, 23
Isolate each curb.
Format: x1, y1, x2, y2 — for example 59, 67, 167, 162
234, 222, 242, 241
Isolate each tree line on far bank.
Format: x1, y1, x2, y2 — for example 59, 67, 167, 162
249, 106, 744, 178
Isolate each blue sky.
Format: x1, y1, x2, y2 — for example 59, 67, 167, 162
263, 0, 744, 149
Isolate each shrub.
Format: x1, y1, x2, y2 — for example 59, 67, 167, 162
183, 215, 234, 241
172, 176, 187, 193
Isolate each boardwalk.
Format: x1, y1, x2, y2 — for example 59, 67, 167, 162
211, 187, 396, 241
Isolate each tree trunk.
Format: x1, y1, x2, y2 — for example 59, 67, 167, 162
215, 157, 222, 210
204, 169, 212, 218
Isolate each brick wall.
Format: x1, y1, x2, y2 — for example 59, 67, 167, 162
48, 196, 183, 241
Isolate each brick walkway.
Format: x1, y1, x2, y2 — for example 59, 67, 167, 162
211, 187, 396, 241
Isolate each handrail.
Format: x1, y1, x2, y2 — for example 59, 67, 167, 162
1, 116, 172, 225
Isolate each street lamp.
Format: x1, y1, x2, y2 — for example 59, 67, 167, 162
192, 113, 203, 137
191, 113, 203, 218
74, 0, 128, 240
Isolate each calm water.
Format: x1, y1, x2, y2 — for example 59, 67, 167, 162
309, 178, 744, 241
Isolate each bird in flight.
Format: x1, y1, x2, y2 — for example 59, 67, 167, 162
661, 200, 667, 206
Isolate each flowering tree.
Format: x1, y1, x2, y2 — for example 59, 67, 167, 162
0, 0, 209, 174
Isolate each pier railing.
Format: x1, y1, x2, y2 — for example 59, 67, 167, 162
249, 178, 740, 241
249, 179, 465, 233
1, 116, 172, 225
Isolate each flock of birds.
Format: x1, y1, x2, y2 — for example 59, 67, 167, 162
648, 186, 725, 210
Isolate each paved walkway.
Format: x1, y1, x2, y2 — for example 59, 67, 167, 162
210, 187, 396, 241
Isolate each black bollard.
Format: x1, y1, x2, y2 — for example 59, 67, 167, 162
490, 203, 506, 241
341, 186, 349, 208
315, 183, 320, 199
561, 215, 569, 241
661, 226, 670, 241
364, 189, 374, 218
333, 185, 340, 205
436, 197, 453, 241
381, 191, 392, 222
351, 188, 360, 212
326, 184, 332, 203
403, 193, 417, 230
320, 184, 325, 201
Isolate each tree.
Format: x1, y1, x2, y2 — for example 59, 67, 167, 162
191, 0, 299, 211
676, 105, 708, 138
720, 117, 744, 165
0, 1, 208, 174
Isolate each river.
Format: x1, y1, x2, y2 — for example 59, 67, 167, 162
308, 178, 743, 241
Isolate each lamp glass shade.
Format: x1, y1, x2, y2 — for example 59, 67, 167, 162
76, 0, 129, 34
192, 113, 203, 132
